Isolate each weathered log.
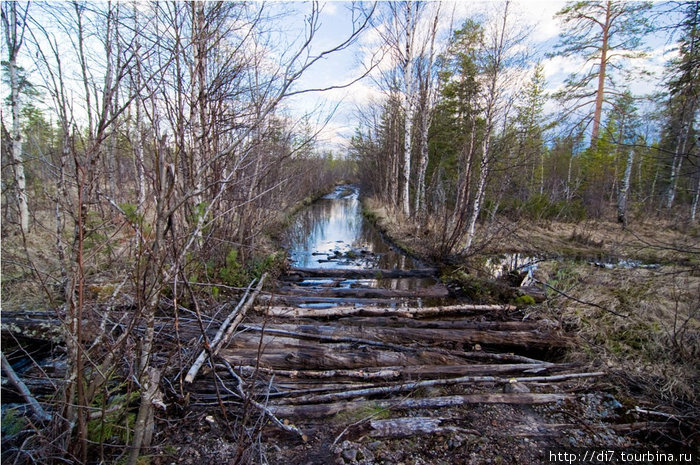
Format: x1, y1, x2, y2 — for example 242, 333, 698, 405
220, 337, 546, 371
185, 275, 265, 383
242, 322, 569, 351
277, 371, 605, 405
219, 342, 473, 371
229, 362, 568, 381
257, 294, 414, 306
1, 310, 82, 343
269, 393, 575, 419
368, 417, 480, 438
608, 421, 677, 433
273, 285, 449, 299
263, 304, 516, 319
1, 352, 51, 421
285, 268, 438, 279
337, 317, 544, 331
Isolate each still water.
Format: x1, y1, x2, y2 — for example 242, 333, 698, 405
282, 185, 419, 270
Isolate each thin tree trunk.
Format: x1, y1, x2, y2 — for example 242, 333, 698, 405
401, 2, 415, 217
2, 3, 29, 232
463, 135, 491, 252
691, 170, 700, 221
617, 149, 634, 227
414, 5, 440, 214
590, 0, 611, 147
666, 126, 689, 209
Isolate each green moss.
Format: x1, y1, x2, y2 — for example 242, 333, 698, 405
333, 402, 391, 423
441, 269, 517, 303
1, 408, 27, 437
513, 295, 536, 307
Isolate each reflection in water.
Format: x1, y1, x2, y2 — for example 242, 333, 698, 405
282, 185, 418, 270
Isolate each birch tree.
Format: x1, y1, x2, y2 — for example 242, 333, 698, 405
1, 1, 30, 233
414, 3, 442, 214
612, 91, 639, 227
386, 1, 420, 216
462, 0, 526, 253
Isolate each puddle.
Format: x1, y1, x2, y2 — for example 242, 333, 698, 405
588, 259, 660, 270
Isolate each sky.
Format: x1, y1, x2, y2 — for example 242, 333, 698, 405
276, 1, 679, 153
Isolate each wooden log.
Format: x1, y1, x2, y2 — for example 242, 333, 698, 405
368, 417, 480, 438
243, 322, 569, 351
257, 294, 415, 306
1, 352, 51, 421
336, 317, 543, 331
1, 310, 86, 343
221, 337, 546, 370
185, 275, 265, 383
285, 268, 438, 279
608, 421, 677, 433
219, 342, 473, 371
229, 362, 567, 381
263, 304, 516, 319
269, 393, 575, 419
273, 285, 450, 299
278, 371, 605, 405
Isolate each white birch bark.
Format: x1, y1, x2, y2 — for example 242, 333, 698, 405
691, 171, 700, 222
617, 149, 634, 227
397, 1, 416, 217
2, 3, 29, 232
414, 5, 441, 214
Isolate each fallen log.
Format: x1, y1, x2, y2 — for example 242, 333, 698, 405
257, 294, 414, 307
263, 304, 516, 319
277, 371, 605, 405
368, 417, 480, 438
230, 362, 567, 381
269, 393, 575, 419
219, 340, 479, 371
285, 268, 438, 279
1, 352, 51, 421
220, 338, 546, 371
519, 286, 547, 303
242, 322, 569, 351
273, 285, 449, 299
337, 317, 544, 331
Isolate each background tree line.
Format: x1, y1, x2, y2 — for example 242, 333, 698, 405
351, 0, 699, 256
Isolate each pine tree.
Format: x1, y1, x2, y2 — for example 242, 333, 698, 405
552, 0, 652, 148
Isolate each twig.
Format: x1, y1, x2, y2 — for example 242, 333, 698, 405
185, 275, 264, 383
219, 358, 305, 439
535, 279, 629, 318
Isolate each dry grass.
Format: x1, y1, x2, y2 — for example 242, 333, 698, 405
534, 260, 699, 415
362, 200, 699, 430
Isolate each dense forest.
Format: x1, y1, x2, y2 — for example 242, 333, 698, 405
351, 1, 698, 240
1, 1, 698, 464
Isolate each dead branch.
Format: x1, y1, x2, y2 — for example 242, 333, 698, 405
185, 274, 266, 383
263, 303, 516, 319
1, 352, 51, 421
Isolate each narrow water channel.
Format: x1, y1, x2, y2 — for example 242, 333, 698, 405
281, 185, 435, 292
282, 185, 419, 270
